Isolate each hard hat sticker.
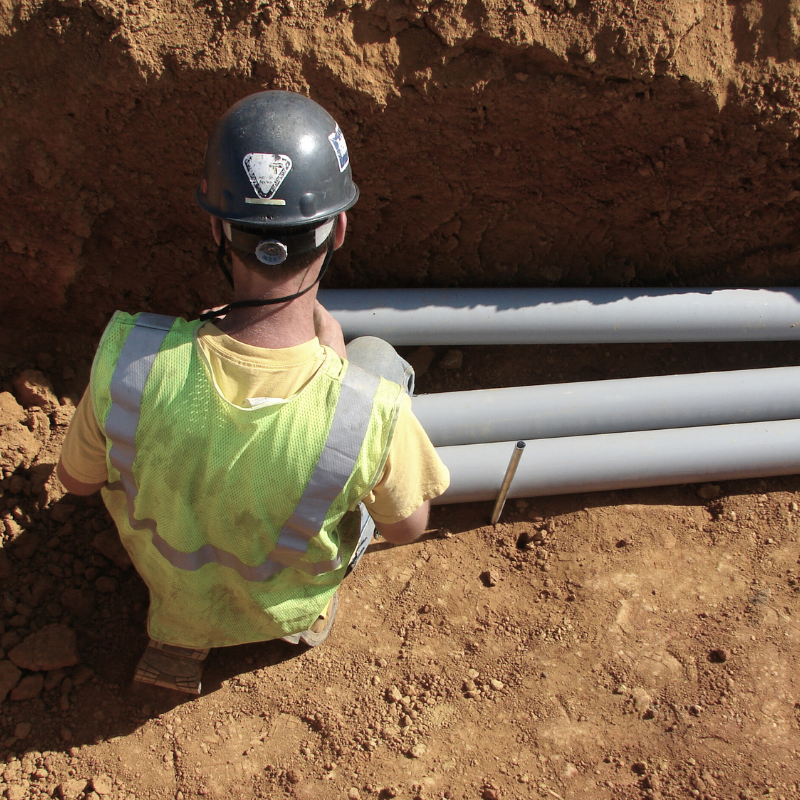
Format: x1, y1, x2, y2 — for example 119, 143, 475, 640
328, 125, 350, 173
243, 153, 293, 199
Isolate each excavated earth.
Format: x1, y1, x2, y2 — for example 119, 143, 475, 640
2, 0, 800, 799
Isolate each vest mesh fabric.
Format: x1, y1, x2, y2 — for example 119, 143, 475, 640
91, 312, 404, 647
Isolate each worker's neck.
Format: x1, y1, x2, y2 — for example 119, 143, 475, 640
212, 258, 320, 350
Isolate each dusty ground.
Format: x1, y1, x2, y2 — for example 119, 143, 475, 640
1, 338, 800, 800
3, 0, 800, 797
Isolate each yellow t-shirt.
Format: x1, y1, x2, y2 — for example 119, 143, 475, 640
60, 324, 450, 524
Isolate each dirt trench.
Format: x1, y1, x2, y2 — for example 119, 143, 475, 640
2, 1, 800, 800
2, 0, 800, 338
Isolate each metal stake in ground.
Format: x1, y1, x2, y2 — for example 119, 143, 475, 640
490, 441, 526, 525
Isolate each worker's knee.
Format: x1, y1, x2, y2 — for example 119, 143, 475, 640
345, 337, 415, 394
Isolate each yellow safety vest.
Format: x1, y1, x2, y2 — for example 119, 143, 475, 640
91, 312, 404, 647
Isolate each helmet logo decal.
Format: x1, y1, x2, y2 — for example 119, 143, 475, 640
243, 153, 293, 200
328, 125, 349, 173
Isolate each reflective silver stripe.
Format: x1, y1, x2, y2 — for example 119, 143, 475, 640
105, 482, 302, 582
105, 315, 380, 581
106, 313, 175, 501
271, 364, 381, 573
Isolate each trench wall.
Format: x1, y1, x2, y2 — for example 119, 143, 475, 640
2, 0, 800, 333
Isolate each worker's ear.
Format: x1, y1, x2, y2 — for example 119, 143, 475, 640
210, 216, 223, 246
334, 212, 347, 250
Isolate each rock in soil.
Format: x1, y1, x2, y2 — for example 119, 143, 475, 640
60, 588, 96, 618
12, 369, 59, 412
480, 570, 499, 587
14, 722, 31, 739
57, 778, 88, 800
8, 624, 80, 671
10, 672, 44, 701
91, 774, 113, 795
0, 659, 22, 702
92, 530, 132, 569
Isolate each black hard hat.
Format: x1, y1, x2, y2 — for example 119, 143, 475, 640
196, 91, 359, 230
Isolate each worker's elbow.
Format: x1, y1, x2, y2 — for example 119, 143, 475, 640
56, 460, 106, 496
375, 502, 429, 545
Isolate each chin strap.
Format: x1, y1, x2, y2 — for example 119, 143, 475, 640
216, 238, 234, 288
200, 218, 338, 322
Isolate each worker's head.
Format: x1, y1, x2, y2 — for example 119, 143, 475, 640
196, 91, 359, 282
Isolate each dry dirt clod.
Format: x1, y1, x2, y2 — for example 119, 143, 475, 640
406, 346, 435, 377
91, 775, 113, 795
697, 483, 722, 500
286, 769, 301, 784
92, 530, 132, 569
57, 778, 88, 800
709, 648, 729, 663
95, 576, 118, 593
50, 503, 76, 524
480, 570, 498, 587
0, 391, 27, 425
61, 588, 96, 618
0, 659, 22, 702
10, 672, 44, 701
14, 722, 31, 739
8, 624, 80, 671
12, 370, 59, 412
72, 664, 94, 684
0, 549, 12, 579
439, 349, 463, 369
386, 685, 403, 703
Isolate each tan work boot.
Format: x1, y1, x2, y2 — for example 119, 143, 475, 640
281, 591, 338, 647
133, 639, 209, 695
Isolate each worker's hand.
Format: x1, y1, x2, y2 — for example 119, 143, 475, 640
314, 301, 346, 359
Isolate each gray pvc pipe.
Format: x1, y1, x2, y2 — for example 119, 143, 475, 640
432, 419, 800, 504
412, 366, 800, 446
319, 288, 800, 344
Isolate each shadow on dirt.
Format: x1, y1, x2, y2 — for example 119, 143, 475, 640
0, 486, 323, 755
3, 451, 800, 760
430, 473, 800, 537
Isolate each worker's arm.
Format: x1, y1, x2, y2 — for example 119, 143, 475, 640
57, 387, 109, 496
362, 397, 449, 546
56, 459, 106, 496
374, 501, 429, 545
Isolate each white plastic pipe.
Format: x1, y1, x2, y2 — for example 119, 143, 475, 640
320, 288, 800, 344
432, 419, 800, 504
413, 366, 800, 446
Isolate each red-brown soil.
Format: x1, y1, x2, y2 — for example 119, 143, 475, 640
3, 0, 800, 798
2, 338, 800, 800
3, 0, 800, 335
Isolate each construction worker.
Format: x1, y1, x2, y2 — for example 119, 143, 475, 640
57, 91, 450, 694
